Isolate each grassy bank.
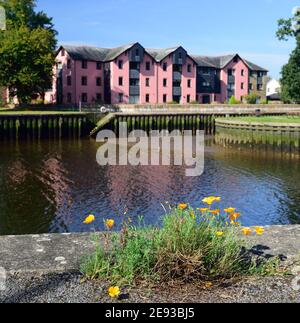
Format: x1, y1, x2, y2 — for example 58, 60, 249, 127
223, 116, 300, 123
81, 199, 282, 296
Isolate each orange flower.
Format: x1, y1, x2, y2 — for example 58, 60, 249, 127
105, 219, 115, 230
242, 228, 252, 236
178, 203, 188, 210
229, 213, 241, 222
202, 196, 220, 205
224, 208, 236, 213
209, 209, 220, 215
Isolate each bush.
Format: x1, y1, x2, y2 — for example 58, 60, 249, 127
81, 199, 279, 285
244, 94, 260, 104
167, 101, 179, 105
260, 99, 268, 105
229, 96, 241, 105
189, 100, 199, 105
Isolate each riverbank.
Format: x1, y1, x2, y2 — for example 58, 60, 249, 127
0, 226, 299, 303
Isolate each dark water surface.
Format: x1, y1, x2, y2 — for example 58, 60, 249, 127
0, 137, 299, 235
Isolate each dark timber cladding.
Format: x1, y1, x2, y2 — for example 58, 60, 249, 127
90, 110, 288, 138
0, 114, 92, 140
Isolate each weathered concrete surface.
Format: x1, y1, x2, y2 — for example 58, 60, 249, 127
0, 226, 299, 275
0, 233, 102, 274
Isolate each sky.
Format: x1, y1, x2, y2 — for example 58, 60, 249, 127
37, 0, 300, 79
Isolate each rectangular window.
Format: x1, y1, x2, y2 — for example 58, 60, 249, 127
146, 62, 151, 71
130, 79, 139, 86
163, 78, 167, 87
257, 84, 263, 91
67, 93, 72, 103
163, 63, 167, 71
187, 64, 192, 73
118, 93, 123, 103
249, 83, 253, 90
187, 95, 191, 103
241, 82, 244, 90
146, 78, 150, 87
96, 77, 102, 86
61, 49, 65, 56
118, 60, 123, 69
82, 60, 88, 69
96, 62, 102, 70
81, 93, 87, 103
67, 76, 72, 86
163, 94, 167, 103
187, 79, 191, 88
67, 59, 71, 69
119, 77, 123, 86
96, 93, 102, 102
241, 69, 244, 76
81, 76, 88, 86
145, 94, 150, 103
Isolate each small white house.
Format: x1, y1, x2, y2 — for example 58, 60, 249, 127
267, 79, 281, 101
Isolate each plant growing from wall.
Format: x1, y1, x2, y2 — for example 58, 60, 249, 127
277, 7, 300, 103
0, 0, 57, 104
229, 96, 241, 105
244, 93, 260, 104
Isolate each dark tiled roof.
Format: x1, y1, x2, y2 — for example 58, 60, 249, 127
191, 54, 268, 72
146, 47, 181, 62
61, 43, 136, 62
60, 44, 268, 71
245, 60, 268, 72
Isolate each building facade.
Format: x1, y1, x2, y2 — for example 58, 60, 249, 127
267, 79, 281, 101
46, 42, 268, 105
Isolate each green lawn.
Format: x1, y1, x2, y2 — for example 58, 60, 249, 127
223, 116, 300, 123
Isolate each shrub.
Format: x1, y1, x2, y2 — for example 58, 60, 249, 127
167, 101, 179, 105
229, 96, 241, 105
81, 199, 279, 286
259, 99, 268, 105
189, 100, 199, 105
244, 94, 260, 104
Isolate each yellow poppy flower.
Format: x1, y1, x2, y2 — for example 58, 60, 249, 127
202, 196, 220, 205
83, 214, 95, 225
254, 226, 265, 235
242, 228, 252, 236
178, 203, 188, 210
108, 286, 120, 298
216, 231, 224, 237
231, 221, 240, 226
224, 208, 236, 213
105, 219, 115, 230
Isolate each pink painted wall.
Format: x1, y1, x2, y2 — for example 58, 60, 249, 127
157, 56, 173, 104
220, 57, 249, 102
74, 60, 104, 104
140, 53, 157, 104
181, 57, 196, 104
49, 49, 104, 105
110, 51, 130, 104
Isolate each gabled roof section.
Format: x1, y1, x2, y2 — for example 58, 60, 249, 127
245, 60, 268, 72
146, 46, 181, 62
58, 43, 138, 62
191, 54, 268, 72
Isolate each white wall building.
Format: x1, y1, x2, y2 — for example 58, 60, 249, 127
267, 79, 281, 100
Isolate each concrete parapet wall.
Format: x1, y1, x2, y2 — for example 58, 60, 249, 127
0, 226, 299, 275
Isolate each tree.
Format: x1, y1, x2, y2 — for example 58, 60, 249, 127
277, 7, 300, 103
0, 0, 57, 104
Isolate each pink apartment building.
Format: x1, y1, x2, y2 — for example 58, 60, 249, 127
46, 42, 268, 105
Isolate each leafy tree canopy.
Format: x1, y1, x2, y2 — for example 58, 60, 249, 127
0, 0, 57, 104
277, 7, 300, 103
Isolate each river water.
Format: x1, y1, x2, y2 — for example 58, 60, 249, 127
0, 137, 299, 235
